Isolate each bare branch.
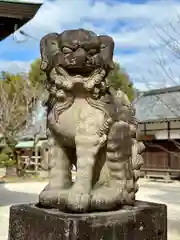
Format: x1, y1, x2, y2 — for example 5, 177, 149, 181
137, 16, 180, 162
0, 74, 40, 145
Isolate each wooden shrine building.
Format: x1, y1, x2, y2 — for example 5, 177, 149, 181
0, 0, 42, 175
134, 86, 180, 181
15, 100, 48, 174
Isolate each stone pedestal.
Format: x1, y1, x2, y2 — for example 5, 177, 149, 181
8, 201, 167, 240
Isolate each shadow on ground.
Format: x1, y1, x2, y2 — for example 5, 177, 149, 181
0, 183, 39, 207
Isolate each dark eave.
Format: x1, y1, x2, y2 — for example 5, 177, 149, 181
141, 86, 180, 97
0, 0, 42, 41
138, 117, 180, 124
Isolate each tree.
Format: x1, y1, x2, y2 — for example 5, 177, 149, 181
28, 58, 46, 87
107, 62, 134, 101
134, 17, 180, 181
0, 146, 16, 169
0, 72, 39, 173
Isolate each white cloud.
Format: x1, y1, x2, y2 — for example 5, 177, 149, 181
0, 60, 31, 73
30, 0, 180, 24
116, 44, 180, 90
23, 0, 180, 41
1, 0, 180, 90
12, 0, 43, 3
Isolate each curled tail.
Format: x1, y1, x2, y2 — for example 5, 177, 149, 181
131, 139, 145, 192
97, 89, 145, 205
111, 88, 145, 193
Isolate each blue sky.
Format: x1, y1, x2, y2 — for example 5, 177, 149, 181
1, 0, 180, 89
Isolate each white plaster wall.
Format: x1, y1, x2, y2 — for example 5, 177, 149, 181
137, 120, 180, 139
145, 122, 167, 130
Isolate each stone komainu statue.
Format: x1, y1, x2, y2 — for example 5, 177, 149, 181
39, 28, 145, 212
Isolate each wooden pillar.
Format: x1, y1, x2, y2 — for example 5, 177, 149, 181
143, 122, 147, 178
166, 121, 171, 182
167, 121, 171, 168
144, 122, 147, 135
34, 145, 39, 172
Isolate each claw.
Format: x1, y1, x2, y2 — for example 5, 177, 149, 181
67, 190, 91, 212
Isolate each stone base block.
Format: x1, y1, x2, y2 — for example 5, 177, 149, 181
8, 201, 167, 240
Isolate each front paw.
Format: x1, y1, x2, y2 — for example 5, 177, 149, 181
91, 186, 124, 210
39, 188, 68, 210
67, 188, 91, 213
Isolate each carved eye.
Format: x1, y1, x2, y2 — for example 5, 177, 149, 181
51, 41, 58, 47
62, 47, 73, 54
101, 44, 106, 49
51, 41, 57, 45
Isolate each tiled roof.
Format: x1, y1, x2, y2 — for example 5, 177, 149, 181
133, 86, 180, 122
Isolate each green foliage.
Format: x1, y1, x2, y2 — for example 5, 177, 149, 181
107, 62, 134, 102
28, 58, 46, 87
0, 72, 30, 107
0, 71, 39, 170
0, 68, 42, 172
2, 146, 12, 155
0, 71, 38, 134
0, 147, 16, 167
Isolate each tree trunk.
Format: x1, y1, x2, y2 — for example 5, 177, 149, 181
6, 145, 19, 177
6, 166, 17, 177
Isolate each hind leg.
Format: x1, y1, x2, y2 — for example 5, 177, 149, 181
91, 121, 134, 210
39, 138, 72, 209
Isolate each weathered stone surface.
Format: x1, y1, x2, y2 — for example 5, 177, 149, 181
38, 28, 145, 212
8, 201, 167, 240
